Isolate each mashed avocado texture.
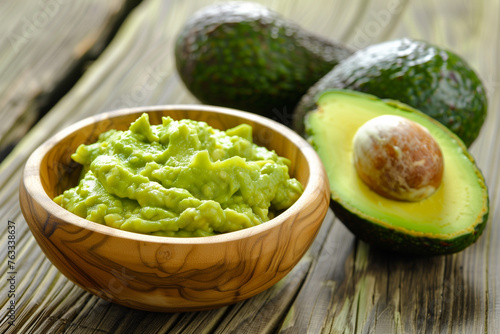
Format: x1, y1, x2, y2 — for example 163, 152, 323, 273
54, 113, 303, 237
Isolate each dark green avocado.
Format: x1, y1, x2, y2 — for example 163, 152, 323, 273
295, 38, 488, 147
305, 90, 489, 255
175, 1, 353, 121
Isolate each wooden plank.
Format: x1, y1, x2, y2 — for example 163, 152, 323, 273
0, 0, 142, 160
0, 0, 498, 333
279, 216, 358, 333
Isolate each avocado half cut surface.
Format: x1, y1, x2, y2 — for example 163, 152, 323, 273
305, 90, 489, 255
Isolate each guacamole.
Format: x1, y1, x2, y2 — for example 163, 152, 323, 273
54, 113, 303, 237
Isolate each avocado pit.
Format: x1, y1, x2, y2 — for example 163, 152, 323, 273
352, 115, 444, 202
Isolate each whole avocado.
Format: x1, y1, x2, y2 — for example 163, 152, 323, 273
175, 1, 353, 121
294, 38, 487, 146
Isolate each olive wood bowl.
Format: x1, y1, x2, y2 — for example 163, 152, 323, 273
20, 105, 330, 312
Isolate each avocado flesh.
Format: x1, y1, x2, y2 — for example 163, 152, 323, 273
296, 38, 487, 147
306, 90, 489, 255
175, 1, 353, 120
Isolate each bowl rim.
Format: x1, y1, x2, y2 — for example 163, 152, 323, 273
23, 104, 326, 245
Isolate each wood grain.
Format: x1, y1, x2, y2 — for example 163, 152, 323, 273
19, 106, 330, 312
0, 0, 141, 160
0, 0, 499, 332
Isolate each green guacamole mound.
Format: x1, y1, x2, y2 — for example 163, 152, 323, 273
54, 113, 304, 237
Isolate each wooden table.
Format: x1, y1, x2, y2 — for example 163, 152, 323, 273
1, 0, 498, 332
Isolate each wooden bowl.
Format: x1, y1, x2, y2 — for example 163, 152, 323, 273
19, 105, 330, 312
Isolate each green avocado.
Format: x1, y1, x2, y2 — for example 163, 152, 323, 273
305, 90, 489, 255
295, 38, 488, 147
175, 1, 353, 121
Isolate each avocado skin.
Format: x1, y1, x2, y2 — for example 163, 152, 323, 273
330, 199, 489, 256
175, 1, 354, 121
295, 38, 487, 146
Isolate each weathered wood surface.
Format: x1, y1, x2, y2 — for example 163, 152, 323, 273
0, 0, 141, 160
0, 0, 499, 333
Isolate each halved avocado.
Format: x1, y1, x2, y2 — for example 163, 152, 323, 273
305, 90, 489, 255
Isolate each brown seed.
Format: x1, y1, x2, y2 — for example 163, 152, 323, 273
352, 115, 444, 202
